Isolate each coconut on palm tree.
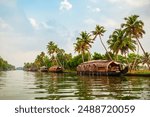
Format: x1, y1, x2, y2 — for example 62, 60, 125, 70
91, 25, 112, 60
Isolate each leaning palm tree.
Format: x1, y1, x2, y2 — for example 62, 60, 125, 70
92, 25, 112, 60
121, 15, 146, 55
121, 15, 147, 69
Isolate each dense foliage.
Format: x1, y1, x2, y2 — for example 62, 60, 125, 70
0, 56, 15, 71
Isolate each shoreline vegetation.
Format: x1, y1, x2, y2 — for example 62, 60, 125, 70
0, 56, 15, 71
23, 15, 150, 76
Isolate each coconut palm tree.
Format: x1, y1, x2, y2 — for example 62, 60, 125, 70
47, 41, 57, 57
121, 15, 147, 69
74, 31, 93, 62
47, 41, 59, 65
91, 25, 112, 60
74, 39, 86, 62
121, 15, 146, 55
107, 29, 136, 66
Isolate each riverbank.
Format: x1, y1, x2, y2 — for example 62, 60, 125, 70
125, 70, 150, 77
23, 69, 150, 77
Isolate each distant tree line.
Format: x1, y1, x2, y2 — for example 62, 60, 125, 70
0, 56, 15, 71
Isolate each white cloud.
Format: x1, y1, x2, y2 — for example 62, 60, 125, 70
28, 18, 39, 30
108, 0, 150, 7
60, 0, 72, 10
125, 0, 150, 7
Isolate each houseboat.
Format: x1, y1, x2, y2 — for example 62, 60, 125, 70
49, 66, 63, 73
77, 60, 128, 76
39, 66, 48, 72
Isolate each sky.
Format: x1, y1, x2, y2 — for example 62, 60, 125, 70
0, 0, 150, 67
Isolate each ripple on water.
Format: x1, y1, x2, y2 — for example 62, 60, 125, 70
0, 71, 150, 100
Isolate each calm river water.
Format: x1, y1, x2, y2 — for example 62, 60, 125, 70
0, 70, 150, 100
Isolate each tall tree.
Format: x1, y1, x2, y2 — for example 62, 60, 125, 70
47, 41, 59, 65
91, 25, 112, 60
121, 15, 147, 69
121, 15, 146, 54
74, 31, 93, 62
107, 29, 136, 61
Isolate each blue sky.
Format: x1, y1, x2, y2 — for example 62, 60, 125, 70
0, 0, 150, 67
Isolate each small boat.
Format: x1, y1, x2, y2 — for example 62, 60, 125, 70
49, 66, 63, 73
39, 66, 48, 72
77, 60, 128, 76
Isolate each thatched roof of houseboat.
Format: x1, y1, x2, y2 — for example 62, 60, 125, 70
77, 60, 121, 71
49, 66, 63, 71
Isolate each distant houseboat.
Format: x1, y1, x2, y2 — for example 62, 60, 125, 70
49, 66, 63, 73
39, 66, 48, 72
24, 67, 38, 72
77, 60, 128, 76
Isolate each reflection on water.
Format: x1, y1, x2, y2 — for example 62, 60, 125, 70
0, 71, 150, 100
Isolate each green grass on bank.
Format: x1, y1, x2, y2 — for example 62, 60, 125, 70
129, 70, 150, 74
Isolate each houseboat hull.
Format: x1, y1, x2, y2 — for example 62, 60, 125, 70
49, 66, 63, 73
39, 66, 48, 72
77, 71, 122, 76
77, 60, 128, 76
39, 69, 48, 72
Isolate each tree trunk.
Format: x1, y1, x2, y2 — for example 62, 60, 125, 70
136, 38, 146, 54
132, 42, 139, 70
136, 38, 150, 69
81, 53, 84, 63
99, 35, 113, 60
87, 50, 91, 61
56, 55, 63, 68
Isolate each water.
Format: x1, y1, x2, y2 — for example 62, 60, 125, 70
0, 70, 150, 100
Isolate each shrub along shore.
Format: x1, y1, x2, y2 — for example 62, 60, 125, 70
0, 56, 15, 71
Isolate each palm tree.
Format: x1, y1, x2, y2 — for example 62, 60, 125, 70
121, 15, 147, 70
92, 25, 112, 60
141, 52, 150, 70
74, 39, 86, 62
34, 52, 46, 68
47, 41, 59, 65
107, 29, 136, 66
121, 15, 146, 55
47, 41, 57, 57
74, 31, 93, 62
